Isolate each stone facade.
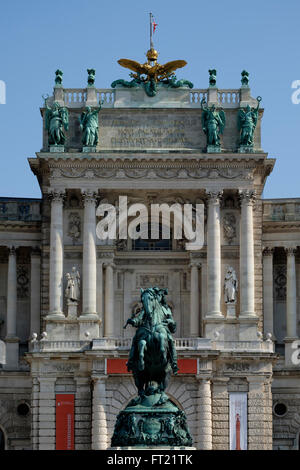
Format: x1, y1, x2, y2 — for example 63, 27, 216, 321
0, 82, 299, 450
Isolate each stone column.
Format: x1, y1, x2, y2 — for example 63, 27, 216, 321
5, 246, 19, 368
247, 376, 272, 450
92, 376, 108, 450
123, 269, 134, 338
30, 247, 41, 336
104, 262, 115, 337
190, 261, 201, 336
211, 377, 229, 450
74, 377, 92, 450
206, 191, 222, 317
48, 190, 65, 318
81, 190, 98, 319
263, 247, 274, 337
38, 377, 56, 450
31, 377, 39, 450
96, 258, 104, 334
285, 247, 298, 338
239, 190, 256, 317
6, 246, 18, 338
197, 377, 212, 449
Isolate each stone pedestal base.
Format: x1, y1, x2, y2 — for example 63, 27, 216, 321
67, 300, 78, 320
111, 393, 192, 448
49, 145, 64, 153
78, 318, 101, 340
44, 316, 101, 341
238, 145, 254, 153
226, 303, 236, 318
82, 146, 97, 153
207, 145, 221, 153
204, 316, 259, 341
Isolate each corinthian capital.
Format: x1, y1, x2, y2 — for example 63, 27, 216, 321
82, 189, 98, 204
48, 189, 65, 203
206, 190, 223, 205
262, 247, 274, 257
238, 189, 256, 205
285, 246, 297, 257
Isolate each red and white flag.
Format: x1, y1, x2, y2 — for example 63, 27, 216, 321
152, 18, 158, 34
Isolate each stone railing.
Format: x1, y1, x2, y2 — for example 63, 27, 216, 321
92, 337, 211, 351
29, 337, 212, 352
29, 337, 272, 353
212, 340, 274, 352
263, 199, 300, 222
30, 340, 90, 353
96, 89, 115, 106
64, 89, 87, 105
62, 88, 114, 108
0, 198, 42, 222
189, 89, 208, 105
54, 88, 242, 109
218, 89, 240, 107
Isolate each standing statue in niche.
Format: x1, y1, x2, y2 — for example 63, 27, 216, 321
237, 96, 262, 147
65, 267, 80, 302
44, 97, 69, 146
201, 98, 226, 148
224, 266, 238, 303
79, 101, 103, 147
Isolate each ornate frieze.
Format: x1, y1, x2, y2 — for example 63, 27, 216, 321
49, 166, 254, 181
136, 273, 168, 289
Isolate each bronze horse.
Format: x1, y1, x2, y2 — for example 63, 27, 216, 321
124, 287, 178, 405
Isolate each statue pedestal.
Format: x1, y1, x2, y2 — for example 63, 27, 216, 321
238, 145, 254, 153
67, 300, 78, 320
207, 145, 221, 153
49, 145, 64, 153
226, 302, 236, 319
111, 392, 193, 448
82, 146, 97, 153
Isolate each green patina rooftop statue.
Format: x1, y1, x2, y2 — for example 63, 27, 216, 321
237, 96, 262, 147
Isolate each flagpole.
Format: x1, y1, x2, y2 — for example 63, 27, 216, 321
149, 12, 153, 49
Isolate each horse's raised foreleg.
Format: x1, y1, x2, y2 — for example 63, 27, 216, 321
138, 339, 147, 371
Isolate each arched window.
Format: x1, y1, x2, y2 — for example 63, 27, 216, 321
132, 223, 172, 251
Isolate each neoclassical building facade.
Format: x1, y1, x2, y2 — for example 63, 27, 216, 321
0, 76, 299, 450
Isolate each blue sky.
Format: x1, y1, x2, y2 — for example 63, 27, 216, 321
0, 0, 300, 198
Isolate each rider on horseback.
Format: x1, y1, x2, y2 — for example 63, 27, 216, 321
125, 287, 178, 374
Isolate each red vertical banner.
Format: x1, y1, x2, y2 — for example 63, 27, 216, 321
56, 394, 75, 450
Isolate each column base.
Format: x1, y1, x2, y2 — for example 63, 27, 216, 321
205, 311, 223, 318
78, 313, 99, 321
46, 311, 65, 320
239, 311, 256, 318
